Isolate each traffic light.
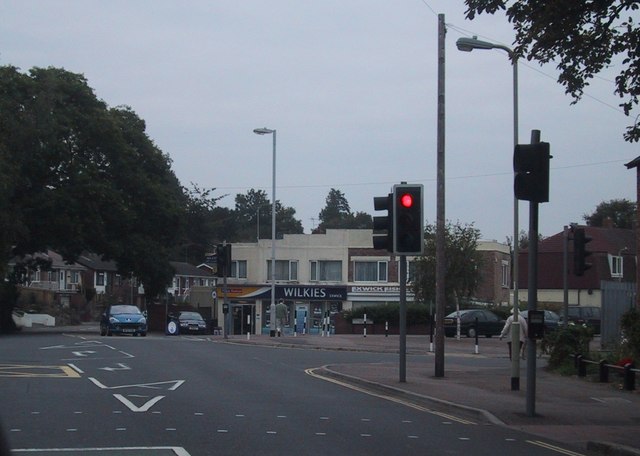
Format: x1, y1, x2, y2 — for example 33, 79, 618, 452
573, 228, 592, 276
393, 184, 424, 255
372, 193, 393, 252
513, 142, 551, 203
216, 244, 232, 278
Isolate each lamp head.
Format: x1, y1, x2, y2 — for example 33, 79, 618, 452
253, 127, 275, 135
456, 36, 496, 52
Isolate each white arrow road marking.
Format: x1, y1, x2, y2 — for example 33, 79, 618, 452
113, 394, 165, 412
72, 351, 97, 357
99, 363, 131, 372
89, 377, 185, 391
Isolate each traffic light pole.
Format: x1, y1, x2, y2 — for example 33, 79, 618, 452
526, 129, 541, 417
399, 254, 407, 383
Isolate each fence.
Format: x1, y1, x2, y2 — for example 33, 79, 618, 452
573, 353, 638, 391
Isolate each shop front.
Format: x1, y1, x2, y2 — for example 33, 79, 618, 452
215, 284, 347, 335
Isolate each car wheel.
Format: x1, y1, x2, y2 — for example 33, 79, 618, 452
107, 329, 113, 336
141, 332, 147, 337
467, 327, 477, 338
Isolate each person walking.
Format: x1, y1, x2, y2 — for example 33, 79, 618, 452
499, 309, 528, 360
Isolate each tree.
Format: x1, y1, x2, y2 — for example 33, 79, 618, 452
234, 189, 303, 241
412, 221, 483, 311
583, 198, 636, 228
314, 188, 372, 233
0, 66, 186, 325
464, 1, 640, 142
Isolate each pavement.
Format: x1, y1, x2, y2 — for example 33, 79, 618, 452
222, 332, 640, 456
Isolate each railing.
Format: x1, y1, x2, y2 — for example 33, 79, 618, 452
573, 354, 638, 391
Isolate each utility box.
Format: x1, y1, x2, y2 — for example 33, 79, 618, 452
527, 310, 545, 339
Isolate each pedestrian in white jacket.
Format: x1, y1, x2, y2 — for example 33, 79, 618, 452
499, 310, 528, 360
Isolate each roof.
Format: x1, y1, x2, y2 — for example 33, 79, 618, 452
170, 261, 214, 278
533, 226, 635, 255
76, 252, 119, 272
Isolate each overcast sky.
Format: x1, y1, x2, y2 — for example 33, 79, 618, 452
2, 1, 637, 243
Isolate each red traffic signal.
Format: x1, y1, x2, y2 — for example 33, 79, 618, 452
399, 193, 414, 208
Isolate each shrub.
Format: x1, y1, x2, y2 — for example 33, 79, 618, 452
620, 308, 640, 363
541, 324, 594, 370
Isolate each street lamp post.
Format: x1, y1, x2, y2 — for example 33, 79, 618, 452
456, 36, 521, 389
253, 127, 277, 337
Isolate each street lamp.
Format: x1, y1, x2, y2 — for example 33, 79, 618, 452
456, 35, 521, 388
253, 127, 277, 337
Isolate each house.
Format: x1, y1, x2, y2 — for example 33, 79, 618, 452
517, 225, 636, 308
474, 240, 512, 307
8, 250, 86, 316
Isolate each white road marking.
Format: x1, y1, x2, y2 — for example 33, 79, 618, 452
12, 447, 191, 455
113, 394, 165, 412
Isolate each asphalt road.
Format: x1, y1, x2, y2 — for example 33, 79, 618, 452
0, 331, 589, 455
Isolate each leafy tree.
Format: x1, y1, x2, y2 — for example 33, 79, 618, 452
0, 66, 186, 320
583, 198, 636, 228
464, 1, 640, 142
507, 229, 545, 251
412, 221, 483, 311
314, 188, 372, 233
234, 189, 303, 241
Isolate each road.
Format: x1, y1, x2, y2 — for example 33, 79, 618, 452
0, 331, 585, 455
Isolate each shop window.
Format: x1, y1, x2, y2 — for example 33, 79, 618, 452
354, 261, 387, 282
310, 260, 342, 281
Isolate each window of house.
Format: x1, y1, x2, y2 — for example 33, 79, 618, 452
354, 261, 387, 282
70, 271, 80, 284
267, 260, 298, 281
609, 255, 623, 278
310, 260, 342, 281
96, 272, 105, 286
501, 260, 510, 288
231, 260, 248, 279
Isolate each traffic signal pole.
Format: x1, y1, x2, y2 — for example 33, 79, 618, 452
526, 129, 541, 417
399, 255, 407, 383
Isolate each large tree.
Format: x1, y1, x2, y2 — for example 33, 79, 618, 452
412, 221, 483, 311
464, 1, 640, 142
234, 189, 303, 241
583, 198, 636, 228
314, 188, 372, 233
0, 66, 185, 324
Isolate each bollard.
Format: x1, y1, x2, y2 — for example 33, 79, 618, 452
363, 313, 367, 338
577, 355, 587, 377
599, 360, 609, 383
474, 317, 479, 354
385, 321, 388, 337
623, 363, 636, 391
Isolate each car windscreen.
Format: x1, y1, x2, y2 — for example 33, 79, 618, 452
110, 305, 141, 315
180, 312, 204, 320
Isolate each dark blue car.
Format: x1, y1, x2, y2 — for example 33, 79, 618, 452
100, 304, 147, 337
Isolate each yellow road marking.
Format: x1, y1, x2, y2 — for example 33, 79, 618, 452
305, 368, 475, 425
0, 363, 80, 378
527, 440, 586, 456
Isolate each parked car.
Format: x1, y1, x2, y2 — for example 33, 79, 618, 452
173, 311, 208, 334
561, 306, 601, 334
521, 310, 560, 333
443, 309, 505, 338
100, 304, 147, 337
